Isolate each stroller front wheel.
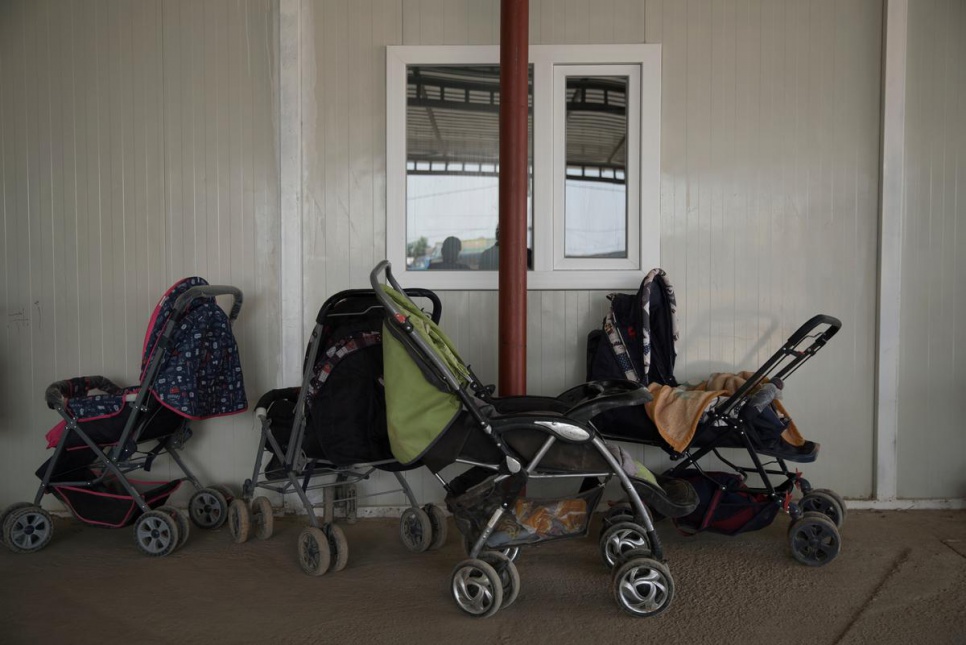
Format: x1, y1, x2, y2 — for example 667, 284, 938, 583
788, 511, 841, 566
227, 498, 251, 543
451, 558, 504, 618
133, 510, 179, 557
612, 557, 674, 618
188, 487, 229, 530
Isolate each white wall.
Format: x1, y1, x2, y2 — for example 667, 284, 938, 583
0, 0, 280, 508
294, 0, 881, 505
895, 0, 966, 499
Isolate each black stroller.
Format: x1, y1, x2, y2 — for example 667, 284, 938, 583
586, 268, 845, 566
370, 261, 698, 618
230, 288, 450, 576
1, 278, 247, 557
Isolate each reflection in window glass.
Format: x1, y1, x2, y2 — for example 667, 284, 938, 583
564, 76, 628, 259
405, 65, 533, 271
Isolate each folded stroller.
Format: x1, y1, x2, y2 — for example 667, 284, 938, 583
370, 261, 698, 618
1, 278, 247, 557
231, 288, 451, 576
585, 268, 845, 566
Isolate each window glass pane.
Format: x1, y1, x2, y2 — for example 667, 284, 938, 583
405, 65, 533, 271
564, 75, 628, 259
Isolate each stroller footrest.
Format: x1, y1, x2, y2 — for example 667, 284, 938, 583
631, 475, 699, 519
755, 439, 820, 463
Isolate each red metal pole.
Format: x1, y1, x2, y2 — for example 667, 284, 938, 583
498, 0, 528, 396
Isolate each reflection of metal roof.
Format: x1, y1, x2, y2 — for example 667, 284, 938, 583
406, 65, 627, 179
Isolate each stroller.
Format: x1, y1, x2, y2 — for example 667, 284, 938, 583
370, 261, 698, 618
586, 268, 845, 566
230, 288, 450, 576
1, 278, 247, 557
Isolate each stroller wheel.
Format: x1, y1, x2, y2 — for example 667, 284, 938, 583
399, 507, 433, 552
210, 485, 236, 505
3, 506, 53, 554
600, 521, 652, 569
800, 489, 847, 528
1, 502, 35, 545
478, 551, 521, 609
451, 558, 504, 618
157, 505, 190, 549
228, 499, 251, 544
325, 523, 349, 572
788, 511, 841, 566
251, 496, 275, 540
424, 504, 448, 551
601, 503, 636, 534
188, 488, 229, 530
298, 526, 332, 576
612, 557, 674, 618
133, 510, 179, 557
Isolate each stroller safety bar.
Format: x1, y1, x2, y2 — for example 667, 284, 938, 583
561, 380, 653, 422
45, 376, 124, 411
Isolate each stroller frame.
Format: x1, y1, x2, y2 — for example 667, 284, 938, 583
589, 270, 846, 565
371, 260, 686, 618
2, 284, 244, 556
232, 288, 450, 575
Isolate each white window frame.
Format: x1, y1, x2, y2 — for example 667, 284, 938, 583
386, 44, 661, 290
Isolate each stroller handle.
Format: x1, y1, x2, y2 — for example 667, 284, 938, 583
787, 314, 841, 347
173, 285, 244, 323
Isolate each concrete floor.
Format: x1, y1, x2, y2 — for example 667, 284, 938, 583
1, 509, 964, 645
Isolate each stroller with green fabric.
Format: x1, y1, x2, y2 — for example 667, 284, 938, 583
370, 261, 698, 618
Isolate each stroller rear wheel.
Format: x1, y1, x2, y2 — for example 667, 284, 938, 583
424, 504, 448, 551
600, 521, 652, 569
298, 526, 332, 576
3, 505, 53, 554
188, 487, 229, 529
227, 498, 251, 543
399, 507, 433, 552
612, 557, 674, 618
788, 511, 841, 566
156, 505, 190, 549
800, 488, 846, 528
251, 496, 274, 540
133, 510, 179, 557
325, 523, 349, 572
451, 558, 504, 618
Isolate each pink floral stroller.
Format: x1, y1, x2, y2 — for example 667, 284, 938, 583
1, 278, 247, 557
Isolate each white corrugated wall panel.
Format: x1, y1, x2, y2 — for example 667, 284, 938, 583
0, 0, 280, 509
298, 0, 881, 506
896, 0, 966, 499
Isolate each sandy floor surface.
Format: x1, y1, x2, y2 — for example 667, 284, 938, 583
2, 509, 964, 645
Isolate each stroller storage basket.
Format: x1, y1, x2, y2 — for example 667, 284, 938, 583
671, 470, 781, 536
448, 474, 604, 548
52, 473, 183, 528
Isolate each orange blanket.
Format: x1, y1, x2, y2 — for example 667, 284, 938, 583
645, 371, 804, 453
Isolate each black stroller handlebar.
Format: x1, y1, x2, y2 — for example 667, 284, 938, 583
787, 314, 841, 347
173, 285, 244, 323
46, 375, 126, 410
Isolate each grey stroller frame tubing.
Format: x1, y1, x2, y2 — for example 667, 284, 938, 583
250, 407, 421, 527
37, 286, 244, 513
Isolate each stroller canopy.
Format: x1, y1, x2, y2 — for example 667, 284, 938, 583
381, 286, 469, 465
146, 277, 247, 419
